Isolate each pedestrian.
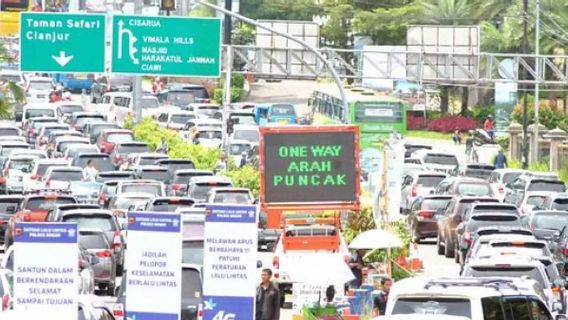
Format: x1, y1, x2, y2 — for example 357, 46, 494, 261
494, 148, 508, 169
255, 269, 280, 320
348, 249, 366, 288
240, 151, 248, 167
484, 115, 495, 140
452, 129, 462, 144
373, 278, 392, 316
156, 137, 168, 154
83, 160, 98, 182
465, 131, 474, 162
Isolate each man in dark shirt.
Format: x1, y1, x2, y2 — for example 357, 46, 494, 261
256, 269, 280, 320
374, 278, 392, 316
348, 249, 366, 288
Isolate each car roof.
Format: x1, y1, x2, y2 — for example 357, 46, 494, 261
61, 209, 112, 216
135, 153, 168, 158
155, 158, 193, 164
151, 197, 194, 203
102, 129, 133, 135
48, 166, 82, 172
136, 165, 168, 171
210, 187, 250, 192
175, 169, 213, 175
116, 141, 148, 146
75, 153, 109, 158
466, 255, 543, 267
190, 176, 232, 184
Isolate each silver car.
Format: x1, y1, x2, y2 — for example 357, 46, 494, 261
78, 229, 117, 296
401, 172, 447, 210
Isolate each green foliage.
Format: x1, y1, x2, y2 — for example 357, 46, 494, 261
213, 74, 246, 104
508, 159, 549, 172
123, 114, 134, 130
189, 0, 216, 17
405, 130, 452, 140
471, 105, 495, 124
495, 136, 510, 151
232, 23, 255, 45
133, 118, 220, 169
512, 101, 566, 130
426, 110, 443, 120
224, 165, 261, 197
559, 164, 568, 186
353, 2, 422, 45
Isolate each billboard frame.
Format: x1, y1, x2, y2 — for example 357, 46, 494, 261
259, 125, 361, 211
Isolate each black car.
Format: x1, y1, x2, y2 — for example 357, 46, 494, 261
0, 195, 23, 245
522, 210, 568, 240
404, 195, 452, 243
115, 265, 202, 320
91, 75, 134, 102
167, 83, 210, 102
455, 212, 521, 266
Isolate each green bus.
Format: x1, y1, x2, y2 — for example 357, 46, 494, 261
310, 87, 408, 150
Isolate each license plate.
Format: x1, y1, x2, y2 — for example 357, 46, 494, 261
260, 245, 267, 250
277, 118, 289, 124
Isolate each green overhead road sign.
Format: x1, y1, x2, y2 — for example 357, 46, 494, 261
111, 15, 221, 77
20, 12, 106, 73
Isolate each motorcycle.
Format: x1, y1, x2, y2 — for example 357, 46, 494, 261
473, 128, 496, 146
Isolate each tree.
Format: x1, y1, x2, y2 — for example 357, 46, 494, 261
353, 2, 422, 45
419, 0, 477, 25
240, 0, 321, 21
0, 40, 23, 119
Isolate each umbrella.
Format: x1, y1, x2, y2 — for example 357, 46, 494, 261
286, 253, 355, 285
348, 229, 403, 250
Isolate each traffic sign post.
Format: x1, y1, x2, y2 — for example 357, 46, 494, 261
20, 12, 106, 73
111, 15, 221, 77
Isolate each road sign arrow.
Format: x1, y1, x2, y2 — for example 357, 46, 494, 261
51, 51, 74, 67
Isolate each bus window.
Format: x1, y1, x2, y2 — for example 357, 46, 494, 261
355, 102, 403, 123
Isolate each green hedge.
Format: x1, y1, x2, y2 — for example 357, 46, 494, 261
132, 118, 260, 196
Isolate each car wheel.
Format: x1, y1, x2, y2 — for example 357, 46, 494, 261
436, 233, 444, 255
445, 238, 455, 258
107, 281, 115, 296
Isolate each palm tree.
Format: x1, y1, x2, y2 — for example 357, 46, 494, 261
420, 0, 477, 25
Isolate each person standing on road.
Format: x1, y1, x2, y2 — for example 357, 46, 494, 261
484, 115, 495, 140
156, 137, 169, 154
83, 160, 98, 182
465, 131, 474, 162
494, 149, 508, 169
240, 151, 248, 167
373, 278, 392, 316
348, 249, 367, 288
255, 269, 280, 320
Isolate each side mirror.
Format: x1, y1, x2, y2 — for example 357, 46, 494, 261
257, 260, 263, 268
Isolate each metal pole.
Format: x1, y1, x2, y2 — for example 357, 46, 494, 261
522, 0, 529, 169
133, 0, 143, 124
532, 0, 540, 163
196, 0, 349, 117
223, 45, 232, 163
224, 0, 232, 45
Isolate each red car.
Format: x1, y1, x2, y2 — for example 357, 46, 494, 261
4, 192, 77, 248
96, 129, 134, 154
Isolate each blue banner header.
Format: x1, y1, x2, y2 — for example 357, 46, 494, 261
205, 205, 257, 223
14, 223, 78, 244
128, 212, 181, 233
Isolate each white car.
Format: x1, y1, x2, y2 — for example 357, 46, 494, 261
21, 103, 63, 130
228, 139, 254, 167
3, 155, 35, 194
518, 191, 551, 216
193, 127, 222, 149
180, 118, 222, 140
488, 168, 527, 202
25, 76, 54, 103
157, 110, 196, 131
23, 158, 70, 192
230, 124, 259, 145
386, 276, 559, 318
42, 166, 86, 190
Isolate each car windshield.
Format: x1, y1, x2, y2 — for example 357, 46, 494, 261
416, 175, 445, 187
527, 195, 546, 207
75, 157, 114, 172
469, 215, 520, 231
552, 198, 568, 210
79, 234, 108, 249
171, 114, 195, 124
424, 154, 458, 166
190, 185, 218, 200
391, 297, 471, 317
150, 202, 193, 212
122, 184, 162, 196
9, 159, 33, 171
59, 105, 83, 114
162, 163, 195, 173
214, 191, 250, 204
139, 157, 166, 166
533, 213, 568, 231
197, 131, 222, 139
117, 145, 149, 154
26, 109, 55, 119
26, 198, 75, 210
115, 197, 150, 209
68, 147, 98, 157
231, 115, 256, 125
30, 81, 53, 91
528, 182, 565, 193
43, 126, 69, 136
182, 241, 204, 265
466, 266, 546, 288
138, 170, 169, 181
457, 183, 492, 197
229, 144, 251, 155
76, 116, 104, 126
107, 133, 133, 144
503, 172, 523, 184
167, 92, 194, 106
422, 198, 451, 211
173, 173, 211, 184
465, 168, 493, 180
181, 269, 202, 298
64, 216, 116, 231
91, 124, 118, 137
50, 170, 83, 181
73, 183, 101, 195
0, 128, 19, 136
35, 163, 67, 176
233, 130, 259, 143
140, 98, 159, 109
0, 200, 20, 214
1, 147, 27, 157
271, 104, 295, 115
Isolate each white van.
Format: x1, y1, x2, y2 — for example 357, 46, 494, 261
21, 103, 62, 129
